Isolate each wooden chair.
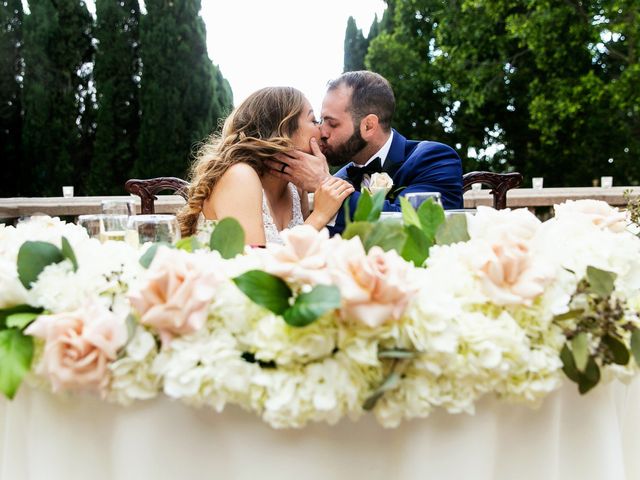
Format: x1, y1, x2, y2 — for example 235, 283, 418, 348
462, 171, 523, 210
125, 177, 189, 214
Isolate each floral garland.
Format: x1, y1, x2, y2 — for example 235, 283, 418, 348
1, 199, 639, 429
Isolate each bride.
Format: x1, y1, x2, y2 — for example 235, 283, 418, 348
177, 87, 354, 245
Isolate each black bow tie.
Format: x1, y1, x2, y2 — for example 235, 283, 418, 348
345, 157, 382, 187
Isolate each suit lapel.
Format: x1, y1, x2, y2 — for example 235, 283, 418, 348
382, 130, 406, 179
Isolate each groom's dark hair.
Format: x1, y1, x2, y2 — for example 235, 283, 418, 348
327, 71, 395, 131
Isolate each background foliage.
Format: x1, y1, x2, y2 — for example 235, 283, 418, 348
344, 0, 640, 187
1, 0, 232, 196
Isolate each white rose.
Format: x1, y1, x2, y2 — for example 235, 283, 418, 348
365, 172, 393, 196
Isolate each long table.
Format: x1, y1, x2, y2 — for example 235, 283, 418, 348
1, 186, 637, 219
1, 379, 638, 480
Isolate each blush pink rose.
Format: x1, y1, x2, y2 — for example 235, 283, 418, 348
554, 200, 627, 233
473, 238, 554, 305
265, 225, 333, 285
328, 237, 417, 327
25, 302, 127, 393
128, 247, 220, 347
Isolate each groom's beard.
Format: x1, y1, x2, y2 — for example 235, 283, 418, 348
321, 129, 367, 167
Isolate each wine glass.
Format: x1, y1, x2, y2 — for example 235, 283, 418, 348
125, 215, 181, 246
100, 215, 129, 242
77, 214, 105, 239
101, 198, 136, 217
404, 191, 442, 209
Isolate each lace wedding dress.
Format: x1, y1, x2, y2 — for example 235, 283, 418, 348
197, 182, 304, 245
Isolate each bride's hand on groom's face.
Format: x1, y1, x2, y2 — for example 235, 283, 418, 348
266, 138, 330, 192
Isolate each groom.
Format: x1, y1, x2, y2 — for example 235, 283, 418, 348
267, 70, 464, 234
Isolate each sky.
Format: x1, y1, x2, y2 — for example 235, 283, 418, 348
201, 1, 386, 111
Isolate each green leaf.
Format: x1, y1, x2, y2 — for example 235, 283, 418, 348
560, 343, 581, 383
435, 214, 470, 246
283, 285, 341, 327
571, 332, 590, 372
363, 371, 401, 411
400, 196, 421, 228
139, 244, 159, 269
353, 190, 373, 222
17, 241, 65, 289
366, 190, 387, 222
60, 237, 78, 272
0, 305, 43, 330
363, 221, 407, 253
401, 225, 432, 266
209, 217, 245, 259
233, 270, 292, 315
378, 349, 420, 359
553, 309, 584, 322
631, 328, 640, 367
6, 312, 40, 330
602, 334, 630, 366
585, 266, 617, 297
342, 221, 374, 242
0, 329, 34, 400
175, 236, 202, 252
578, 357, 600, 395
417, 199, 446, 240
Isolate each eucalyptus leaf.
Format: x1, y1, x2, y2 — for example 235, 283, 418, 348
363, 371, 401, 411
585, 266, 617, 297
342, 221, 374, 242
417, 199, 446, 240
364, 221, 407, 253
5, 312, 40, 330
0, 329, 34, 400
233, 270, 292, 315
560, 344, 581, 383
631, 328, 640, 366
571, 332, 590, 372
401, 225, 431, 266
378, 349, 420, 359
435, 214, 470, 246
139, 244, 159, 269
17, 241, 65, 289
283, 285, 340, 327
0, 305, 43, 330
602, 334, 630, 365
209, 217, 245, 259
353, 190, 373, 222
578, 357, 600, 394
60, 237, 78, 272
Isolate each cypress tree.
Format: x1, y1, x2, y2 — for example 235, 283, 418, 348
0, 0, 23, 195
88, 0, 141, 195
135, 0, 232, 180
22, 0, 93, 196
343, 16, 367, 72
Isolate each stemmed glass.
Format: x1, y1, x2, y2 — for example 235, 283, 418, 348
77, 214, 104, 239
100, 199, 136, 242
125, 215, 181, 247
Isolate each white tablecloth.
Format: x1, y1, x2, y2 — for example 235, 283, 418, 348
2, 379, 639, 480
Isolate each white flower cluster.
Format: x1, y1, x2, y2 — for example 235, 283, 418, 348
2, 201, 640, 429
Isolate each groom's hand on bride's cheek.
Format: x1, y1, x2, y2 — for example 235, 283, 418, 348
267, 143, 329, 192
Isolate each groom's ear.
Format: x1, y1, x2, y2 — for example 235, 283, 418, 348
360, 114, 379, 140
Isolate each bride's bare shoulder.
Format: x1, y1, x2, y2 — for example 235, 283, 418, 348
218, 162, 260, 185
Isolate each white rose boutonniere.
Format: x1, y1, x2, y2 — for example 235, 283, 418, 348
364, 172, 394, 196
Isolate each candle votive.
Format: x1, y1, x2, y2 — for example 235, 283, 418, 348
532, 177, 544, 190
600, 176, 613, 189
471, 183, 482, 191
62, 186, 74, 197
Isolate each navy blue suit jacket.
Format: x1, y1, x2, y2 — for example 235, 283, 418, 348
330, 130, 463, 235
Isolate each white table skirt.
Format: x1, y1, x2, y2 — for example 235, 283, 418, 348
2, 378, 639, 480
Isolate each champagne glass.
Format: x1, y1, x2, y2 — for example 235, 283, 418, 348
125, 215, 181, 246
404, 191, 442, 209
100, 215, 128, 242
77, 214, 105, 239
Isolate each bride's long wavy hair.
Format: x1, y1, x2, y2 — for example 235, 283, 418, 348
177, 86, 306, 237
